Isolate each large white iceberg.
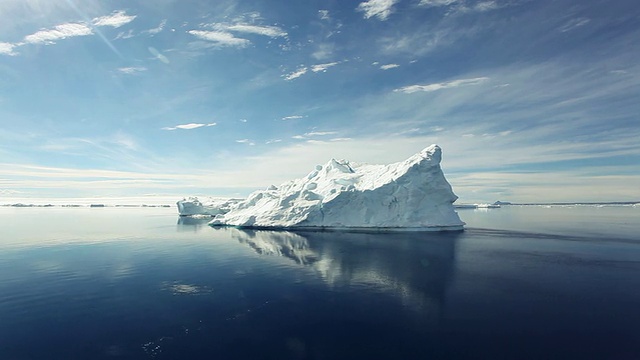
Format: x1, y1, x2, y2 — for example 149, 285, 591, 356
206, 144, 464, 231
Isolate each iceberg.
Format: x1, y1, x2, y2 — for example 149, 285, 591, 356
176, 197, 241, 216
205, 144, 464, 231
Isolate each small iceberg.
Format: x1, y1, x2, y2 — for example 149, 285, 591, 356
476, 203, 501, 209
177, 197, 241, 216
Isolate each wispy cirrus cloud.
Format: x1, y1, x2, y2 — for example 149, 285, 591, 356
311, 62, 340, 72
419, 0, 500, 13
114, 29, 134, 40
284, 62, 340, 80
293, 131, 338, 140
419, 0, 458, 6
92, 10, 137, 28
222, 24, 287, 38
1, 9, 136, 54
380, 63, 400, 70
236, 139, 255, 145
456, 1, 500, 13
118, 67, 147, 75
24, 23, 93, 44
144, 19, 167, 35
356, 0, 398, 20
559, 17, 590, 32
473, 1, 499, 11
318, 10, 331, 21
188, 30, 250, 48
188, 19, 286, 50
284, 67, 308, 81
394, 77, 489, 93
161, 123, 217, 131
306, 131, 337, 136
291, 131, 338, 141
312, 43, 335, 61
148, 47, 170, 64
282, 115, 306, 120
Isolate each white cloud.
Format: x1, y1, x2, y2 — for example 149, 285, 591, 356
282, 115, 305, 120
356, 0, 398, 20
93, 10, 137, 28
419, 0, 458, 6
311, 62, 340, 72
559, 17, 591, 33
610, 70, 627, 75
0, 189, 22, 196
455, 1, 500, 13
145, 19, 167, 35
112, 131, 138, 151
236, 139, 255, 145
0, 42, 17, 56
161, 123, 217, 131
284, 61, 340, 80
148, 47, 170, 64
24, 23, 93, 44
394, 77, 489, 93
377, 27, 461, 58
312, 43, 335, 60
284, 67, 308, 81
394, 128, 422, 136
114, 29, 135, 40
318, 10, 330, 20
380, 63, 400, 70
224, 24, 287, 38
474, 1, 499, 11
419, 0, 499, 13
266, 139, 282, 144
188, 30, 250, 48
118, 67, 147, 75
304, 131, 337, 136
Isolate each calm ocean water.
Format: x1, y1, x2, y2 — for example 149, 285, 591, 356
0, 205, 639, 359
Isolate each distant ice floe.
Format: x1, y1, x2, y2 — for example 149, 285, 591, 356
178, 144, 465, 231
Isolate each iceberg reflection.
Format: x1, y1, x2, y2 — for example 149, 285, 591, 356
176, 216, 212, 232
229, 229, 318, 265
226, 228, 460, 316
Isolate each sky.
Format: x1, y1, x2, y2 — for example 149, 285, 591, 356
0, 0, 639, 204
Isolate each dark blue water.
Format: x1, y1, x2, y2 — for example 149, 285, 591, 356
0, 206, 639, 359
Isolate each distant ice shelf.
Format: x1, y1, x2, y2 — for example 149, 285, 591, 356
177, 144, 465, 231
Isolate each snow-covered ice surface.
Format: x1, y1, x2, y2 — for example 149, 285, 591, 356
176, 197, 241, 216
207, 145, 464, 231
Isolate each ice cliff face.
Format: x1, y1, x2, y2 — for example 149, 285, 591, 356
208, 144, 464, 231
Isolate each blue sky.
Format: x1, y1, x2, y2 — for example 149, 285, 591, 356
1, 0, 639, 204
